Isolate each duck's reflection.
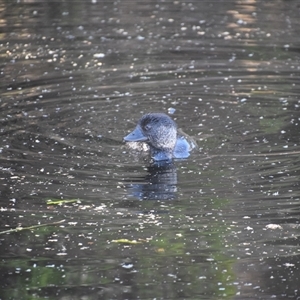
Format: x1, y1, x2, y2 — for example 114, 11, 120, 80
127, 161, 177, 200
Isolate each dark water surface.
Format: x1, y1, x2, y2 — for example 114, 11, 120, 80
1, 0, 300, 299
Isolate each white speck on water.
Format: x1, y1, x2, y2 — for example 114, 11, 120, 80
237, 19, 245, 25
122, 263, 133, 269
265, 224, 282, 230
168, 107, 176, 114
93, 53, 105, 58
229, 55, 236, 62
283, 263, 295, 267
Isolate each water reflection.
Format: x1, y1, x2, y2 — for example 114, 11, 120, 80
127, 161, 177, 201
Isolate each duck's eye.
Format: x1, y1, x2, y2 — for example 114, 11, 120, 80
144, 124, 152, 131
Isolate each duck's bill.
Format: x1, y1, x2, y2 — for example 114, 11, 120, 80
123, 126, 148, 142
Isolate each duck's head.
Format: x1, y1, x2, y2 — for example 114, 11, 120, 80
124, 113, 177, 161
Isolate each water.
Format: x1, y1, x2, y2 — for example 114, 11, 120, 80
1, 0, 300, 299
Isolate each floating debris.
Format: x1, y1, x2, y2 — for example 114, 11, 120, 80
111, 239, 142, 245
46, 199, 81, 205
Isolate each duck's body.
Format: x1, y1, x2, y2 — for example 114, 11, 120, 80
124, 113, 195, 161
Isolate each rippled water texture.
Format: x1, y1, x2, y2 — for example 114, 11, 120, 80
1, 0, 300, 299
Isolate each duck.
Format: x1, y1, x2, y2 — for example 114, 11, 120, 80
123, 113, 196, 161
